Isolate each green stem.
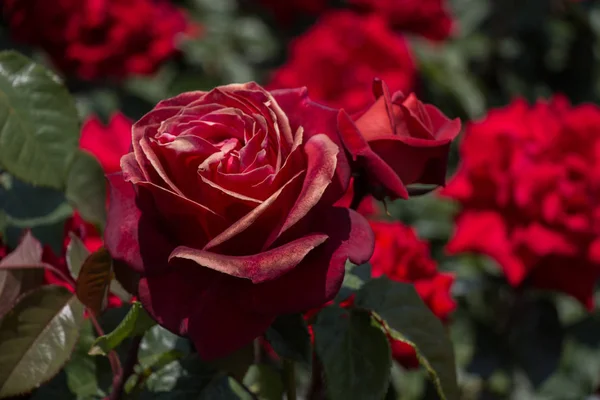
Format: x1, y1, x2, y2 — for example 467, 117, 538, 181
283, 359, 297, 400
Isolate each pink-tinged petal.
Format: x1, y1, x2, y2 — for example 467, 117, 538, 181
139, 137, 185, 194
263, 134, 338, 249
121, 153, 146, 183
203, 170, 306, 254
105, 173, 174, 274
246, 207, 374, 315
272, 88, 351, 203
337, 112, 408, 199
368, 136, 453, 187
155, 91, 208, 108
170, 233, 328, 283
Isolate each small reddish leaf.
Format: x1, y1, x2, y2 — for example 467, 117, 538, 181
75, 248, 113, 315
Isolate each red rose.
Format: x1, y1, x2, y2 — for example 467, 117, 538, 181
3, 0, 194, 80
267, 11, 416, 114
442, 97, 600, 309
80, 113, 133, 175
348, 0, 455, 41
341, 79, 461, 201
105, 82, 375, 359
369, 221, 455, 367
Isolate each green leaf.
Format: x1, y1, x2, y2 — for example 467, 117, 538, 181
313, 307, 392, 400
66, 233, 89, 280
243, 364, 284, 400
0, 231, 44, 317
199, 376, 255, 400
89, 301, 156, 356
65, 151, 107, 229
337, 262, 371, 302
63, 320, 101, 398
0, 51, 79, 189
354, 278, 459, 400
75, 247, 113, 315
0, 285, 85, 398
264, 313, 312, 365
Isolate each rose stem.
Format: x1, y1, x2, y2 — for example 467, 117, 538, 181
109, 335, 143, 400
90, 314, 123, 386
283, 358, 297, 400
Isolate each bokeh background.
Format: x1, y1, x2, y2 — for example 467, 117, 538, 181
3, 0, 600, 398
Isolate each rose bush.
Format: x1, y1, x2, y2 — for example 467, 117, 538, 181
2, 0, 193, 80
341, 79, 461, 201
267, 11, 416, 114
105, 82, 375, 359
442, 97, 600, 309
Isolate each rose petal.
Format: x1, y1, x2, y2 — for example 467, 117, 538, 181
105, 173, 174, 274
245, 207, 374, 315
263, 133, 339, 249
170, 233, 328, 283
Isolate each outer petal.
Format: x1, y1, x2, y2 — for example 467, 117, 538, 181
138, 259, 274, 360
105, 172, 174, 274
170, 233, 328, 283
337, 111, 409, 199
245, 207, 374, 315
368, 136, 453, 187
271, 88, 351, 204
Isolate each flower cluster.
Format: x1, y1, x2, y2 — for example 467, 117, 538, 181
442, 97, 600, 309
2, 0, 194, 80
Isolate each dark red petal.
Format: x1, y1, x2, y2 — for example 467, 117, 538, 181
337, 111, 408, 199
105, 173, 174, 274
170, 233, 328, 283
245, 207, 374, 315
263, 134, 339, 249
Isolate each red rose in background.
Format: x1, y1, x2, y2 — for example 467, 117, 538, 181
255, 0, 329, 25
267, 11, 416, 114
369, 221, 455, 366
339, 79, 461, 201
442, 97, 600, 309
80, 113, 133, 174
105, 82, 375, 359
348, 0, 455, 41
3, 0, 194, 80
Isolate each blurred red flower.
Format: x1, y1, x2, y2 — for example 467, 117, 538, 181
442, 97, 600, 309
80, 112, 133, 175
3, 0, 195, 80
348, 0, 455, 41
267, 11, 416, 114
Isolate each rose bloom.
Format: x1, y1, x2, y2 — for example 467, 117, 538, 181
343, 79, 461, 201
442, 97, 600, 309
3, 0, 193, 80
267, 11, 416, 114
348, 0, 455, 41
105, 82, 375, 359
